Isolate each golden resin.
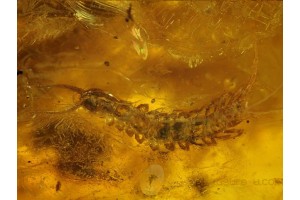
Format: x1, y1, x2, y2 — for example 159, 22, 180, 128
18, 1, 282, 199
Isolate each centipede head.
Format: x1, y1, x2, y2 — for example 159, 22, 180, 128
80, 88, 120, 113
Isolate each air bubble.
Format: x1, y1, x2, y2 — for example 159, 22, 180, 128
139, 164, 164, 196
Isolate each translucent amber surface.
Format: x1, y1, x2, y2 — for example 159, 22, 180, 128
18, 1, 282, 199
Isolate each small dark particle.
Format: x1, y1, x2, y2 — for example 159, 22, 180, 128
125, 3, 133, 22
113, 36, 118, 39
104, 61, 110, 66
246, 120, 250, 123
28, 161, 31, 163
56, 181, 61, 192
151, 98, 155, 103
17, 70, 23, 75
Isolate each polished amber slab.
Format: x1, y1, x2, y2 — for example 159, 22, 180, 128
18, 1, 282, 199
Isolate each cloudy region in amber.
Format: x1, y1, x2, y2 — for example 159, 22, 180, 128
17, 1, 282, 199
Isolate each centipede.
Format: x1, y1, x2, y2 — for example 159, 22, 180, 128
36, 47, 258, 151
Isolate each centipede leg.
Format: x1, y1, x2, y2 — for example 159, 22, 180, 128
125, 128, 135, 137
149, 143, 159, 151
202, 136, 217, 146
205, 104, 215, 116
178, 141, 190, 151
190, 141, 204, 147
205, 97, 220, 117
135, 133, 145, 144
164, 142, 175, 151
215, 129, 244, 140
136, 104, 149, 113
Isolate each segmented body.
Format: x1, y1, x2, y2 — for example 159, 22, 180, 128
42, 49, 258, 151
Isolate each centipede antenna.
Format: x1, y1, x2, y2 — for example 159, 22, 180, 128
248, 84, 282, 110
34, 102, 82, 114
251, 41, 259, 81
234, 41, 259, 101
245, 42, 258, 88
109, 69, 132, 82
248, 109, 282, 117
37, 84, 85, 94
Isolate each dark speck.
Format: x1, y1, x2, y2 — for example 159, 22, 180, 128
113, 36, 118, 39
104, 61, 110, 66
28, 161, 31, 163
151, 98, 155, 103
246, 120, 250, 123
17, 70, 23, 75
56, 181, 61, 192
125, 4, 133, 22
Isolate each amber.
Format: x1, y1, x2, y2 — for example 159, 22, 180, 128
18, 1, 282, 199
